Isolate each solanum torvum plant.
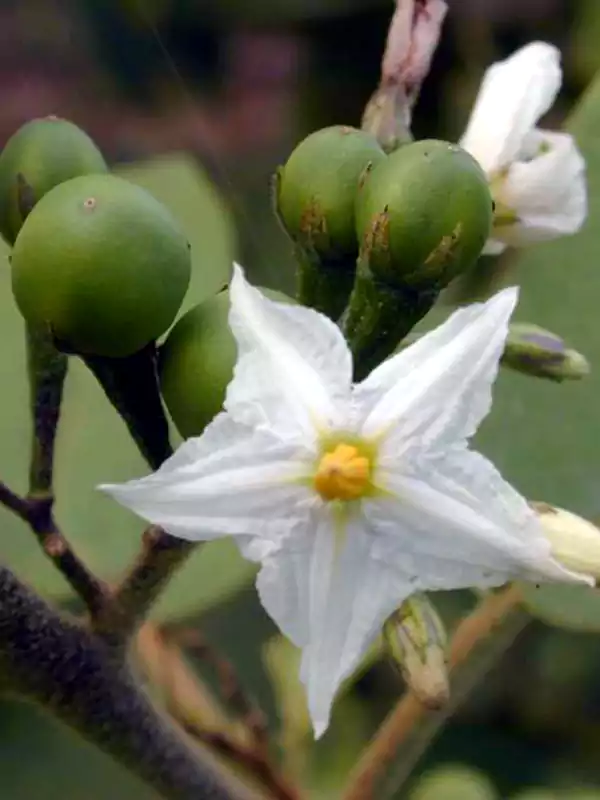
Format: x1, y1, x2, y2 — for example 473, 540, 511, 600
0, 4, 596, 800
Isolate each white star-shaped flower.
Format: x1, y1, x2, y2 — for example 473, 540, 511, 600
460, 41, 587, 255
101, 265, 590, 736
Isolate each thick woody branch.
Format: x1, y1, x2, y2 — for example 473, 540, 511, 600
0, 564, 253, 800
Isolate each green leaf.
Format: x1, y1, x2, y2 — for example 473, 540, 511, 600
0, 153, 255, 621
475, 73, 600, 631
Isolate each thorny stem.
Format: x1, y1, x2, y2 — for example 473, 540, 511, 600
342, 585, 525, 800
0, 564, 252, 800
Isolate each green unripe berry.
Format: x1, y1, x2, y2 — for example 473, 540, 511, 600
356, 139, 493, 289
277, 125, 386, 260
160, 287, 294, 438
11, 174, 191, 357
0, 117, 107, 245
408, 766, 498, 800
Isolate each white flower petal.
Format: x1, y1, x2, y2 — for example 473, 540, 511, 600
100, 412, 314, 541
460, 42, 561, 173
483, 238, 507, 255
225, 264, 352, 441
367, 447, 591, 588
256, 507, 411, 737
495, 130, 586, 246
355, 288, 518, 457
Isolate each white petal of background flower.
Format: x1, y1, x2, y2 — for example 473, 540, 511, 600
355, 288, 517, 456
460, 42, 561, 173
101, 413, 314, 541
257, 507, 411, 737
482, 238, 507, 255
226, 263, 352, 442
496, 130, 587, 246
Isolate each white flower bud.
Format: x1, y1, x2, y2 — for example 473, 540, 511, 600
533, 502, 600, 581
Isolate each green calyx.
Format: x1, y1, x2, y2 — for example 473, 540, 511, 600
11, 173, 191, 358
355, 139, 493, 290
276, 125, 386, 261
159, 287, 295, 438
0, 117, 108, 245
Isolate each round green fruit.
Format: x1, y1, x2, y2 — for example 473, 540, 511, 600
0, 117, 107, 245
11, 173, 191, 357
356, 139, 493, 289
408, 766, 498, 800
276, 125, 386, 259
159, 287, 294, 438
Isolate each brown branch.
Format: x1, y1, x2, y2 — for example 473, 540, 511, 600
137, 623, 235, 737
136, 624, 300, 800
0, 480, 108, 616
93, 526, 196, 642
176, 628, 269, 750
342, 585, 525, 800
185, 726, 301, 800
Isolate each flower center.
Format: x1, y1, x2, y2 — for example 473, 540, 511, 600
313, 443, 371, 502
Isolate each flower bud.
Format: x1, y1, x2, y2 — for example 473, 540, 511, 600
11, 174, 191, 357
502, 323, 589, 382
159, 287, 295, 438
383, 593, 449, 709
276, 126, 386, 261
0, 117, 107, 245
355, 139, 493, 289
532, 502, 600, 581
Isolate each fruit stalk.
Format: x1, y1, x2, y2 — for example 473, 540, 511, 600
341, 263, 438, 380
26, 323, 69, 495
83, 344, 173, 471
295, 245, 356, 320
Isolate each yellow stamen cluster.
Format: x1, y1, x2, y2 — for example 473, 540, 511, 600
314, 443, 371, 502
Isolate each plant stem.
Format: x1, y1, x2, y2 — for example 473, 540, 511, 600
295, 246, 356, 321
26, 324, 68, 495
0, 564, 254, 800
82, 344, 173, 471
0, 479, 107, 615
341, 269, 437, 380
94, 526, 195, 642
342, 585, 525, 800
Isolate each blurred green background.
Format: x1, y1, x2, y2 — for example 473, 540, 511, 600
3, 0, 600, 797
